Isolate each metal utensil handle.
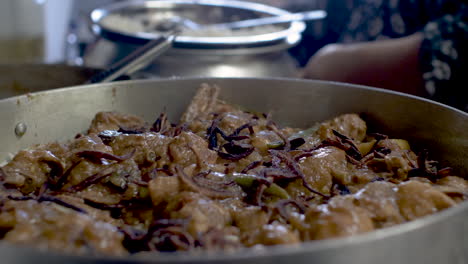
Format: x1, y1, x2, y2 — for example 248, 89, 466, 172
87, 33, 176, 84
213, 10, 327, 29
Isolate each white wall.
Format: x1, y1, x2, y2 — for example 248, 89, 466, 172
44, 0, 74, 63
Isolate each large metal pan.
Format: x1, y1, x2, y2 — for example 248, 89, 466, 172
0, 78, 467, 263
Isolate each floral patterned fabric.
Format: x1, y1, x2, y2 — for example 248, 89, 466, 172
323, 0, 468, 110
420, 9, 467, 111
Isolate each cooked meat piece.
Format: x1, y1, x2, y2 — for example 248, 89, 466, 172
119, 205, 154, 228
396, 180, 456, 221
168, 132, 218, 171
69, 134, 112, 153
435, 176, 468, 203
284, 179, 315, 200
251, 130, 283, 154
181, 84, 270, 137
343, 168, 383, 188
226, 151, 264, 174
317, 114, 367, 142
180, 83, 220, 125
110, 132, 172, 167
80, 186, 124, 207
165, 192, 231, 236
199, 226, 242, 251
1, 143, 68, 194
354, 181, 404, 227
233, 206, 269, 233
407, 177, 432, 184
148, 176, 181, 207
306, 196, 374, 240
53, 194, 121, 225
232, 206, 272, 244
297, 147, 348, 196
244, 222, 300, 246
218, 112, 256, 136
233, 206, 290, 246
436, 176, 468, 190
0, 199, 126, 256
60, 134, 141, 197
366, 139, 418, 180
88, 111, 147, 134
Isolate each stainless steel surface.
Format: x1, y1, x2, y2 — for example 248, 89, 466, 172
0, 77, 467, 263
209, 10, 326, 29
84, 38, 300, 78
86, 0, 308, 78
88, 32, 176, 83
90, 0, 307, 47
157, 10, 327, 31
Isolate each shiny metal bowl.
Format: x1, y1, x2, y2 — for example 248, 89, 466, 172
90, 0, 306, 49
0, 78, 467, 263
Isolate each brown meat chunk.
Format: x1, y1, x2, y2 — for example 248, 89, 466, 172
180, 83, 220, 125
217, 112, 256, 136
244, 222, 300, 246
297, 147, 348, 196
109, 132, 172, 167
225, 151, 264, 174
69, 134, 112, 153
88, 111, 147, 134
367, 139, 418, 180
408, 177, 432, 184
437, 176, 468, 190
232, 206, 272, 245
168, 132, 218, 172
148, 176, 181, 207
53, 194, 122, 225
65, 160, 142, 205
77, 185, 122, 205
317, 114, 367, 142
306, 196, 374, 240
396, 180, 456, 221
165, 192, 231, 236
181, 84, 270, 136
435, 176, 468, 203
66, 134, 128, 188
0, 199, 126, 256
233, 206, 269, 233
0, 134, 117, 195
343, 168, 384, 188
200, 226, 242, 251
1, 143, 68, 194
251, 130, 283, 155
354, 181, 404, 227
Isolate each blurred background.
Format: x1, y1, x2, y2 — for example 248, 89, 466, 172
0, 0, 329, 98
1, 0, 466, 110
0, 0, 327, 67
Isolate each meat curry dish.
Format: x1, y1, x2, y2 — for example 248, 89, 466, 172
0, 84, 466, 256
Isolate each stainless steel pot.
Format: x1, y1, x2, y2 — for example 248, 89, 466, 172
0, 78, 467, 263
84, 0, 310, 78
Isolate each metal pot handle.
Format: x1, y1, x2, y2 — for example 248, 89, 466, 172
87, 32, 176, 83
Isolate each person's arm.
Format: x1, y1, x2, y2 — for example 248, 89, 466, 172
301, 32, 425, 96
